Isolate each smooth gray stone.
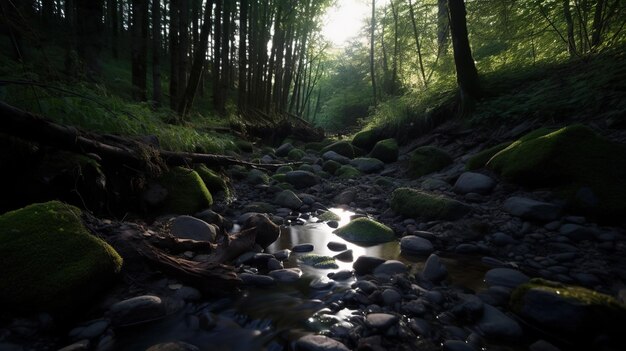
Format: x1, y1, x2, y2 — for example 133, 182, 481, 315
170, 215, 216, 242
294, 335, 349, 351
484, 268, 529, 288
453, 172, 496, 195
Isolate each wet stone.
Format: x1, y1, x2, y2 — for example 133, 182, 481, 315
353, 255, 386, 275
146, 341, 200, 351
273, 249, 291, 261
400, 235, 434, 255
484, 268, 530, 289
443, 340, 477, 351
269, 268, 302, 283
240, 273, 275, 287
69, 319, 109, 340
292, 243, 314, 252
327, 241, 348, 251
366, 313, 399, 330
334, 250, 354, 262
108, 295, 165, 326
295, 335, 349, 351
329, 270, 354, 281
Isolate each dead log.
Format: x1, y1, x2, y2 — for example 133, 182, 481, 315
0, 101, 298, 171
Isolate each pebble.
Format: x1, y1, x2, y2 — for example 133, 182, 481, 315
58, 340, 90, 351
267, 258, 284, 271
381, 289, 402, 306
310, 277, 336, 289
273, 249, 291, 261
327, 220, 339, 228
529, 340, 561, 351
329, 270, 353, 281
146, 341, 200, 351
268, 268, 302, 283
108, 295, 165, 326
170, 215, 216, 242
240, 273, 276, 287
400, 235, 434, 255
422, 254, 447, 282
353, 255, 386, 275
365, 313, 399, 330
503, 197, 560, 222
353, 280, 378, 294
475, 304, 522, 339
292, 243, 314, 252
334, 250, 354, 262
69, 319, 109, 340
294, 335, 349, 351
373, 260, 407, 277
453, 172, 496, 195
443, 340, 476, 351
484, 268, 529, 288
327, 241, 348, 251
559, 224, 597, 242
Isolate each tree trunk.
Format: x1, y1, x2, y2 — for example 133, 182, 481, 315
220, 0, 231, 109
213, 0, 223, 112
408, 0, 427, 88
563, 0, 577, 56
591, 0, 605, 48
370, 0, 377, 106
238, 0, 249, 110
437, 0, 450, 55
178, 0, 189, 109
152, 0, 162, 106
448, 0, 479, 116
131, 0, 148, 101
390, 0, 400, 94
169, 0, 180, 110
76, 0, 104, 78
179, 0, 214, 117
108, 0, 118, 58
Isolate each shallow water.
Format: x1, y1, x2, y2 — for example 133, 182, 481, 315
116, 210, 489, 350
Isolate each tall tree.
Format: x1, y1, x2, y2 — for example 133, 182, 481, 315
152, 0, 162, 106
179, 0, 190, 104
563, 0, 577, 56
169, 0, 180, 110
213, 0, 223, 112
238, 0, 249, 110
75, 0, 104, 77
131, 0, 149, 101
108, 0, 118, 58
370, 0, 377, 105
448, 0, 479, 116
437, 0, 450, 55
408, 0, 427, 87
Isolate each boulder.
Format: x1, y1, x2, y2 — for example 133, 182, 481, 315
350, 157, 385, 173
322, 160, 343, 175
503, 197, 560, 222
333, 218, 395, 243
475, 304, 523, 339
247, 169, 270, 185
390, 188, 471, 220
487, 125, 626, 220
453, 172, 496, 195
157, 167, 213, 214
170, 215, 217, 242
322, 151, 351, 164
242, 214, 280, 249
336, 165, 361, 179
400, 235, 434, 255
288, 148, 306, 161
274, 190, 303, 210
0, 201, 122, 313
408, 146, 453, 178
352, 129, 383, 151
275, 143, 294, 157
466, 141, 513, 171
286, 171, 319, 188
369, 138, 399, 163
321, 141, 356, 159
193, 164, 230, 197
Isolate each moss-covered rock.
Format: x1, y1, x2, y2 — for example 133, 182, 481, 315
390, 187, 470, 220
317, 210, 341, 222
510, 278, 626, 337
228, 165, 248, 179
299, 254, 339, 269
374, 176, 396, 188
321, 141, 355, 159
305, 140, 333, 151
407, 146, 453, 178
0, 201, 123, 313
466, 142, 513, 171
336, 165, 361, 179
235, 139, 254, 153
352, 129, 383, 151
158, 167, 213, 214
333, 218, 395, 244
487, 125, 626, 219
275, 166, 293, 175
287, 148, 306, 161
272, 174, 287, 183
298, 164, 315, 173
193, 164, 230, 197
370, 139, 399, 163
322, 160, 342, 175
247, 169, 270, 185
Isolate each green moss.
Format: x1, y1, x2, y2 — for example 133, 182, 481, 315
352, 129, 383, 151
272, 173, 287, 183
322, 160, 342, 175
333, 217, 395, 243
407, 146, 453, 178
466, 141, 513, 170
317, 211, 341, 222
370, 139, 399, 163
487, 125, 626, 219
390, 187, 470, 220
235, 139, 254, 153
288, 148, 306, 161
0, 201, 123, 313
374, 176, 396, 188
158, 167, 213, 214
246, 169, 270, 185
275, 166, 293, 175
299, 164, 315, 173
194, 164, 231, 198
336, 165, 361, 179
228, 165, 248, 179
299, 254, 339, 269
322, 141, 356, 159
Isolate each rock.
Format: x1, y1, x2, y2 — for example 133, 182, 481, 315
329, 270, 354, 281
370, 139, 399, 163
400, 235, 434, 255
69, 319, 109, 340
334, 250, 353, 262
322, 141, 356, 159
423, 254, 448, 282
443, 340, 476, 351
267, 258, 283, 271
274, 190, 303, 210
247, 169, 270, 185
475, 304, 522, 339
408, 146, 453, 178
300, 254, 339, 269
146, 341, 200, 351
286, 171, 319, 188
273, 249, 291, 261
382, 289, 402, 306
327, 220, 339, 228
242, 202, 276, 214
295, 335, 349, 351
322, 160, 343, 174
269, 268, 302, 283
170, 215, 216, 242
453, 172, 496, 195
336, 165, 361, 179
58, 340, 90, 351
350, 158, 385, 173
491, 232, 515, 246
421, 178, 451, 191
484, 268, 530, 289
292, 243, 315, 252
486, 124, 626, 220
466, 141, 513, 171
327, 241, 348, 251
240, 273, 275, 287
287, 148, 306, 161
529, 340, 561, 351
194, 209, 225, 229
0, 201, 122, 313
322, 151, 351, 165
373, 260, 407, 277
391, 188, 471, 220
559, 224, 597, 242
353, 255, 386, 275
511, 279, 626, 336
503, 197, 560, 222
193, 164, 230, 197
109, 295, 165, 326
174, 286, 201, 301
335, 189, 356, 204
242, 214, 280, 249
366, 313, 399, 330
276, 143, 295, 157
157, 167, 213, 214
310, 277, 335, 289
333, 218, 395, 243
352, 129, 383, 151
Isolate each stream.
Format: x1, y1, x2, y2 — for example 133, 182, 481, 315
114, 209, 489, 351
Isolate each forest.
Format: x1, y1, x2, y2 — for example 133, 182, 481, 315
1, 0, 626, 350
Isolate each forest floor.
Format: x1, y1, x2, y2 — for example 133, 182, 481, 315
2, 115, 626, 351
